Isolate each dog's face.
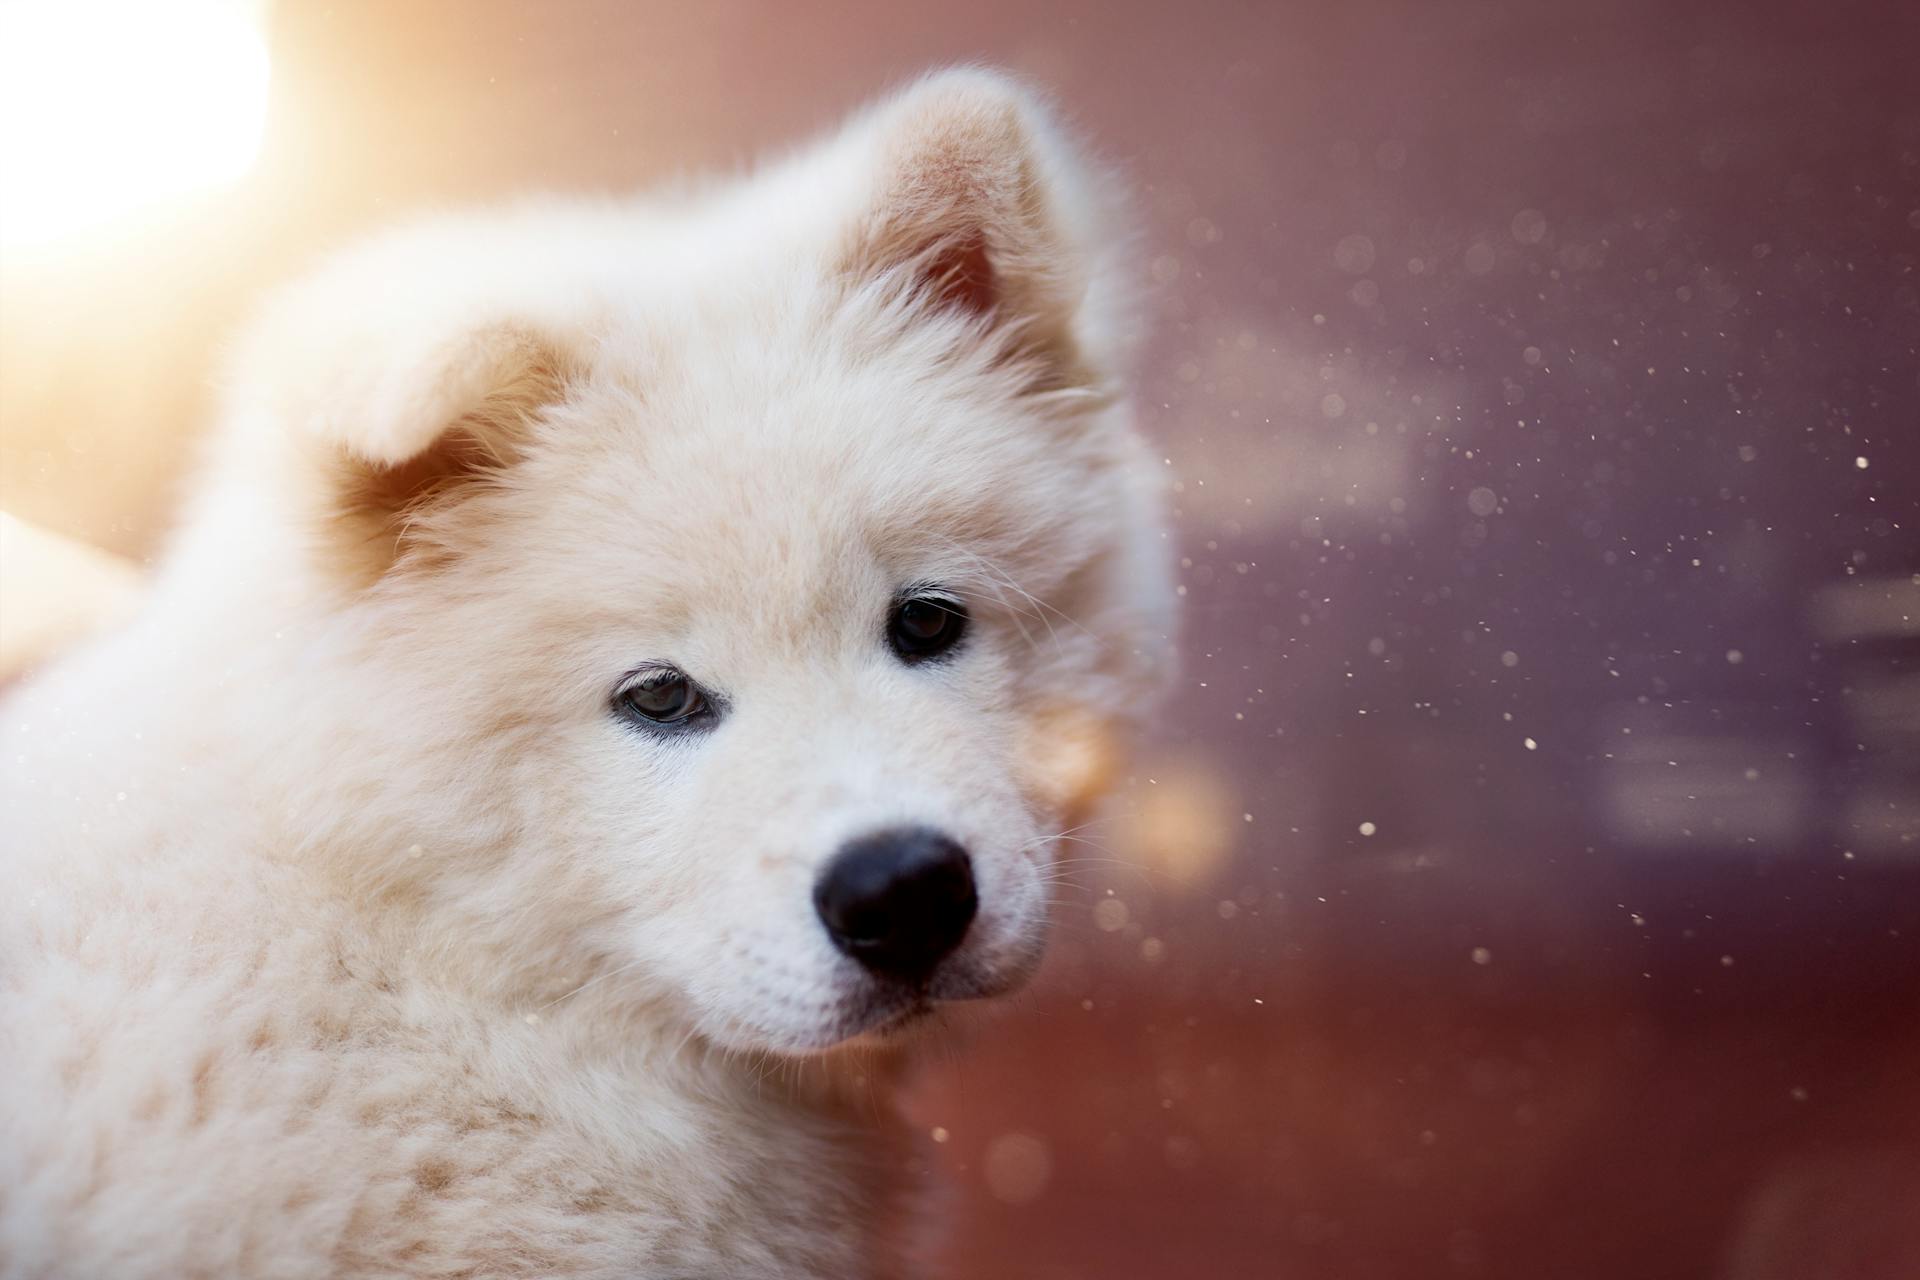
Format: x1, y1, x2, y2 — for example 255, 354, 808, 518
515, 329, 1131, 1052
221, 71, 1171, 1054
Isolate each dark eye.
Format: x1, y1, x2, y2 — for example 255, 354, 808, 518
615, 668, 710, 727
888, 592, 968, 663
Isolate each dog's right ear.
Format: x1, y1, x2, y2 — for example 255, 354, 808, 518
223, 215, 607, 582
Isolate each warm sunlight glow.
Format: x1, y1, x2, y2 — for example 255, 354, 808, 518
0, 0, 271, 249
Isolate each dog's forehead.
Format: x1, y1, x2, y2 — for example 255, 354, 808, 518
568, 315, 1065, 554
592, 434, 973, 628
513, 301, 1109, 660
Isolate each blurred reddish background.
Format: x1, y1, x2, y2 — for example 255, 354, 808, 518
4, 2, 1917, 1277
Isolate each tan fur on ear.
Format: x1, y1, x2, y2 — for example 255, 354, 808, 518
223, 207, 621, 586
319, 334, 568, 581
837, 70, 1121, 392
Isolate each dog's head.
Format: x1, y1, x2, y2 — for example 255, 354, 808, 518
209, 69, 1172, 1054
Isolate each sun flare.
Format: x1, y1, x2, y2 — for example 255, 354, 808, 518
0, 0, 271, 249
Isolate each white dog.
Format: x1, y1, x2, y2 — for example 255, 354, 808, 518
0, 68, 1171, 1278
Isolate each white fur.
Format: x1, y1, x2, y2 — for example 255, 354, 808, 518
1, 69, 1172, 1278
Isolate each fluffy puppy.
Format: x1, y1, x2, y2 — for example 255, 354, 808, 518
0, 67, 1172, 1278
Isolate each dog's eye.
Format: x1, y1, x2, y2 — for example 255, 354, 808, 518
616, 669, 709, 726
889, 593, 968, 663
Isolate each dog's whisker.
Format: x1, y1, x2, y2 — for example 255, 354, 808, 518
925, 531, 1096, 643
1012, 817, 1124, 855
923, 538, 1075, 650
537, 955, 651, 1012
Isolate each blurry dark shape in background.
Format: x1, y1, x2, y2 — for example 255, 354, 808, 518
2, 2, 1916, 1277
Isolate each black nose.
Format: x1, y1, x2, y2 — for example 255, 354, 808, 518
814, 827, 977, 981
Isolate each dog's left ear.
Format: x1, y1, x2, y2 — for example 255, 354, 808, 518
830, 69, 1134, 393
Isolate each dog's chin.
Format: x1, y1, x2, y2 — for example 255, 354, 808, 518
720, 946, 1047, 1058
841, 994, 943, 1048
843, 943, 1049, 1045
